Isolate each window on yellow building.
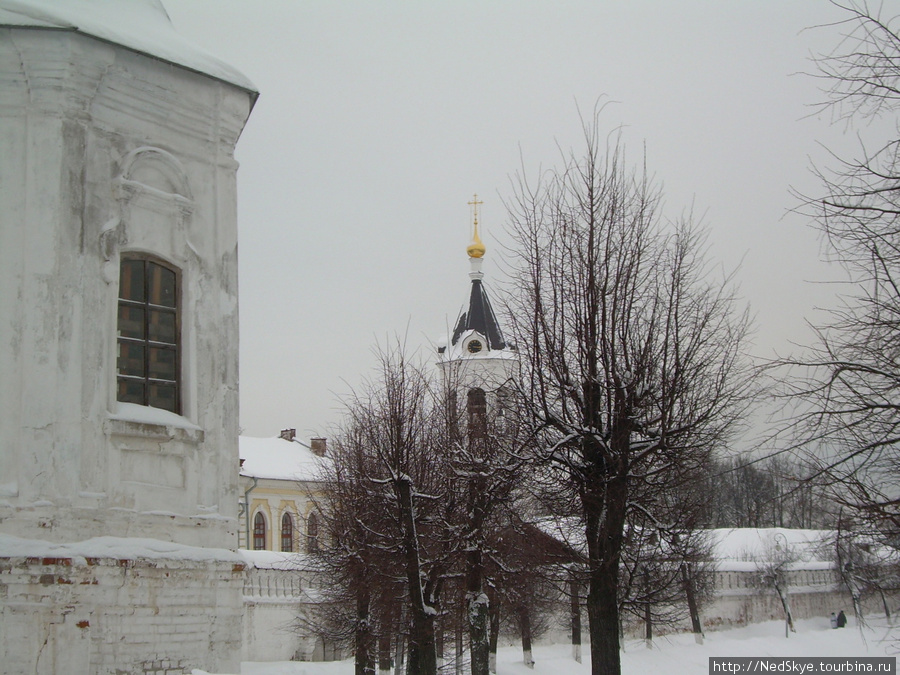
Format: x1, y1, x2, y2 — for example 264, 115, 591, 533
281, 512, 294, 552
253, 512, 266, 551
307, 512, 319, 553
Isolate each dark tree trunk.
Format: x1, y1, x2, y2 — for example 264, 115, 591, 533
378, 634, 392, 674
393, 634, 405, 675
455, 620, 463, 675
586, 575, 621, 675
468, 587, 490, 675
585, 465, 627, 675
644, 602, 652, 646
680, 563, 704, 642
466, 479, 489, 675
488, 588, 500, 674
396, 478, 437, 675
518, 605, 535, 669
356, 590, 375, 675
570, 573, 582, 663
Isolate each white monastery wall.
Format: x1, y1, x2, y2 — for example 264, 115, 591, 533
242, 566, 311, 662
240, 553, 343, 663
535, 566, 896, 647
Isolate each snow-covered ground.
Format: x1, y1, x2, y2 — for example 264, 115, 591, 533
197, 616, 897, 675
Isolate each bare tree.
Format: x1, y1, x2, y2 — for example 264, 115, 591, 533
317, 344, 540, 675
443, 381, 529, 675
503, 112, 755, 675
832, 511, 900, 628
778, 1, 900, 536
704, 455, 833, 529
314, 345, 453, 675
755, 535, 798, 638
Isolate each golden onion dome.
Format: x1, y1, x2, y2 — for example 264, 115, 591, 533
467, 194, 486, 258
467, 228, 485, 258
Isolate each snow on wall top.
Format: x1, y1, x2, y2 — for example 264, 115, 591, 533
240, 436, 328, 482
0, 0, 257, 93
0, 532, 244, 564
239, 548, 308, 570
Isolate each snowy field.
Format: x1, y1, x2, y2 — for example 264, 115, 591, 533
197, 616, 897, 675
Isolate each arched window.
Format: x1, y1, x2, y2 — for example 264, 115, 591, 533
253, 512, 266, 551
307, 511, 319, 553
467, 388, 487, 438
281, 512, 294, 552
117, 256, 180, 413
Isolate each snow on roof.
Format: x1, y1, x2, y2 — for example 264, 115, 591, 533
0, 0, 257, 93
240, 436, 329, 482
710, 528, 832, 566
534, 519, 836, 570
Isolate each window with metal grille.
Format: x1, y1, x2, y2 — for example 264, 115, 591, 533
253, 512, 266, 551
116, 257, 180, 413
281, 512, 294, 552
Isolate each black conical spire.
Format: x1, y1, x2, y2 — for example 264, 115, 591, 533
451, 278, 506, 350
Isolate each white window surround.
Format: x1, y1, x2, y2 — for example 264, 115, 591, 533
105, 146, 199, 432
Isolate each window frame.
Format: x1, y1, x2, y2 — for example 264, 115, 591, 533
116, 255, 182, 414
281, 512, 294, 552
253, 512, 267, 551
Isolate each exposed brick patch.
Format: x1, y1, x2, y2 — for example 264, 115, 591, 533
41, 557, 72, 566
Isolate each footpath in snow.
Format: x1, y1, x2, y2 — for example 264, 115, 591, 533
198, 615, 897, 675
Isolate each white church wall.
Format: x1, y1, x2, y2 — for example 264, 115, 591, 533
0, 15, 254, 674
0, 26, 249, 549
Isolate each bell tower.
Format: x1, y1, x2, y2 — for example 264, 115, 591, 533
438, 195, 518, 405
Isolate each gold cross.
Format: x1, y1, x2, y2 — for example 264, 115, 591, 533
468, 194, 483, 227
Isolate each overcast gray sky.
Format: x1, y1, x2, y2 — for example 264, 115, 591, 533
163, 1, 896, 440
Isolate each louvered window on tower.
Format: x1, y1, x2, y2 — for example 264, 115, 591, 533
467, 388, 487, 438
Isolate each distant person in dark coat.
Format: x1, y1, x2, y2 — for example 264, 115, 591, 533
837, 610, 847, 628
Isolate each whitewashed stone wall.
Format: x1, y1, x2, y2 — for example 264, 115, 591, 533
698, 566, 893, 632
0, 25, 252, 549
0, 551, 245, 674
0, 12, 255, 674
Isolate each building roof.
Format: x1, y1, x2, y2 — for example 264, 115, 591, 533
451, 277, 507, 350
240, 436, 328, 483
0, 0, 257, 94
